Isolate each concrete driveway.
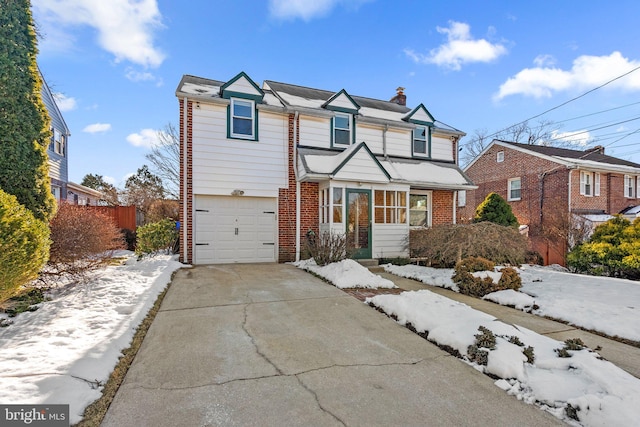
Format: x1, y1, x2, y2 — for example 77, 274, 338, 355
103, 263, 562, 426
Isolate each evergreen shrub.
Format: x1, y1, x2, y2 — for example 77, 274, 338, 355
474, 192, 518, 227
135, 219, 178, 257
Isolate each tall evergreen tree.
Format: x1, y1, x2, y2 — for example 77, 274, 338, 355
0, 0, 55, 221
474, 192, 519, 227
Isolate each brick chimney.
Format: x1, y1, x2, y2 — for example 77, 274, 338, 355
390, 87, 406, 106
586, 145, 605, 155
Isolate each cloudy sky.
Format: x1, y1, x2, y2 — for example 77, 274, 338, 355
33, 0, 640, 186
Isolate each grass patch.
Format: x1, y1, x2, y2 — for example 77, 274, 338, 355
75, 277, 174, 427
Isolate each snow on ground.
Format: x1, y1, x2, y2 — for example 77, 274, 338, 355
385, 263, 640, 343
0, 253, 184, 424
367, 290, 640, 426
293, 258, 396, 289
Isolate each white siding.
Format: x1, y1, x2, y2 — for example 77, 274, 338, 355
410, 107, 434, 123
333, 149, 389, 183
225, 77, 261, 96
431, 134, 454, 161
327, 93, 356, 110
192, 104, 287, 197
385, 128, 411, 157
355, 124, 383, 153
372, 224, 409, 258
299, 115, 330, 148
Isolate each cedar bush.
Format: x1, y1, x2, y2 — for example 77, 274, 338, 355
0, 189, 50, 302
453, 257, 522, 297
567, 216, 640, 279
474, 192, 518, 228
135, 219, 178, 256
410, 222, 528, 267
48, 203, 124, 277
304, 231, 354, 266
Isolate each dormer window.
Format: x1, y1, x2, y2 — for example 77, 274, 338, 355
333, 113, 351, 146
230, 98, 256, 140
413, 126, 430, 157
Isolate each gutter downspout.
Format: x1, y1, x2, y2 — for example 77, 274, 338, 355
453, 191, 457, 224
182, 97, 188, 263
293, 111, 301, 261
382, 124, 388, 159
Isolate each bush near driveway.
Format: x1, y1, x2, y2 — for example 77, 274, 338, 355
0, 189, 50, 303
135, 219, 178, 257
567, 216, 640, 279
410, 222, 528, 267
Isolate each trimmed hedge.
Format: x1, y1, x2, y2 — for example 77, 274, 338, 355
0, 189, 50, 302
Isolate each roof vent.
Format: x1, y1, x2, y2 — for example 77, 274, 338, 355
390, 87, 406, 106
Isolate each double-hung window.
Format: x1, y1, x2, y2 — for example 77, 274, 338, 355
413, 126, 429, 156
409, 193, 431, 227
333, 113, 351, 146
230, 98, 255, 139
625, 175, 635, 198
580, 171, 593, 196
508, 178, 521, 201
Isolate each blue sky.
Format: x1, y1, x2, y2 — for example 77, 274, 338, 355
33, 0, 640, 187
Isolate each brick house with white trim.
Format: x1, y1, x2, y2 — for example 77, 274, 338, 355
459, 140, 640, 265
176, 72, 476, 265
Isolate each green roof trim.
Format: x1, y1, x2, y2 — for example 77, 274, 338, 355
403, 103, 435, 126
332, 142, 391, 180
220, 71, 264, 101
322, 89, 360, 113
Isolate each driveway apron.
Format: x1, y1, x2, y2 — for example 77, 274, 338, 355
103, 263, 562, 426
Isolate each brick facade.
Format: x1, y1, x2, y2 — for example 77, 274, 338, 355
432, 190, 454, 225
278, 114, 319, 262
179, 99, 193, 264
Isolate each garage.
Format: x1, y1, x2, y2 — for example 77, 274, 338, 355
194, 196, 277, 264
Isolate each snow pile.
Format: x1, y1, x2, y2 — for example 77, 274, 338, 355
387, 263, 640, 343
294, 258, 396, 289
383, 264, 457, 290
0, 253, 184, 424
367, 290, 640, 425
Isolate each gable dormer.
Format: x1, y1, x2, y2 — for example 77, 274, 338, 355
323, 89, 360, 148
220, 72, 264, 141
404, 104, 435, 159
220, 71, 264, 102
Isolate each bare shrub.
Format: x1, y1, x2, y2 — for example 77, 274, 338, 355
410, 222, 528, 267
305, 231, 354, 266
47, 203, 124, 279
146, 199, 179, 224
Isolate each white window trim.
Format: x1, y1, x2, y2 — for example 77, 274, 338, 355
333, 113, 352, 145
497, 151, 504, 163
637, 176, 640, 199
594, 172, 600, 196
625, 175, 635, 198
230, 98, 255, 140
580, 171, 593, 197
409, 190, 432, 228
508, 177, 521, 201
413, 126, 428, 156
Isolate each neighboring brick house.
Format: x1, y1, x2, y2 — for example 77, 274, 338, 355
459, 140, 640, 265
176, 71, 476, 264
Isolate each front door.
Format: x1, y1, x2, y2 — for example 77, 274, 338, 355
346, 189, 372, 259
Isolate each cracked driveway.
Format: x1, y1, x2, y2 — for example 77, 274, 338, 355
103, 264, 562, 426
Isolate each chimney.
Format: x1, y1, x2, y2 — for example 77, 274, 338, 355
586, 145, 605, 155
390, 87, 406, 106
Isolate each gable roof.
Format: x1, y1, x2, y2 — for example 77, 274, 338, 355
220, 71, 264, 101
403, 104, 435, 126
466, 139, 640, 173
321, 89, 360, 113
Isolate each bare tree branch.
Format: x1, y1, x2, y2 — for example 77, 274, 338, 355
145, 123, 179, 199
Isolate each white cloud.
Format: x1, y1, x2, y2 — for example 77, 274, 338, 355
83, 123, 112, 133
405, 21, 507, 71
125, 68, 164, 86
269, 0, 371, 21
533, 54, 555, 67
33, 0, 165, 68
53, 93, 77, 112
126, 128, 160, 148
551, 130, 591, 147
495, 51, 640, 100
103, 176, 116, 185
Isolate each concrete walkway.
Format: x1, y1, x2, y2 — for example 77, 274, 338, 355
374, 270, 640, 379
103, 264, 562, 426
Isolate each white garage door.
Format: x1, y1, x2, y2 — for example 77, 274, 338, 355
194, 196, 277, 264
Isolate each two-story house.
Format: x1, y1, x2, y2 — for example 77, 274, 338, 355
176, 72, 476, 265
460, 139, 640, 265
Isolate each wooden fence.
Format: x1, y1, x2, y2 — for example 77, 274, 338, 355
87, 205, 137, 230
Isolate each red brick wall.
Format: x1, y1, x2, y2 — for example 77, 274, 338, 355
179, 100, 193, 264
278, 114, 319, 262
568, 170, 638, 214
432, 190, 454, 225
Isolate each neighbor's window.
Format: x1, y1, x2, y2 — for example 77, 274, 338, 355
409, 193, 431, 227
595, 172, 601, 196
374, 190, 407, 224
625, 175, 635, 198
497, 151, 504, 162
333, 113, 351, 145
230, 98, 255, 139
332, 187, 343, 223
580, 171, 593, 196
458, 190, 466, 207
413, 126, 429, 156
508, 178, 521, 201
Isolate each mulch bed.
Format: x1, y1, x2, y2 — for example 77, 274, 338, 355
342, 287, 404, 302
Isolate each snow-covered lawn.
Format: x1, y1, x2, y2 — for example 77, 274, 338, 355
385, 263, 640, 343
0, 253, 183, 424
300, 260, 640, 426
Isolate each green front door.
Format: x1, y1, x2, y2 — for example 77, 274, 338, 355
346, 189, 372, 259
